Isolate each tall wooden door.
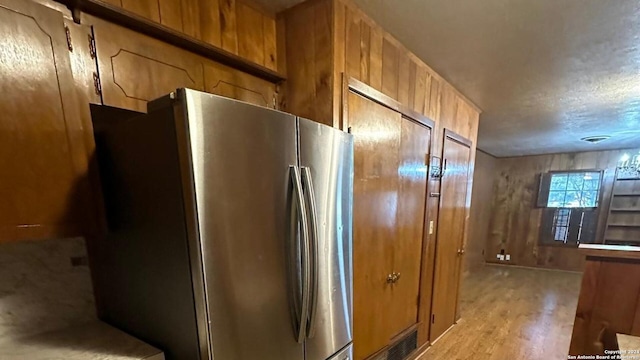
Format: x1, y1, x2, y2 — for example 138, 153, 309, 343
388, 118, 430, 338
349, 91, 431, 359
349, 91, 401, 360
0, 0, 94, 242
430, 132, 471, 342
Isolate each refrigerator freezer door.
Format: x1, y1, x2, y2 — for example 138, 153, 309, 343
181, 89, 304, 360
327, 344, 353, 360
298, 118, 354, 360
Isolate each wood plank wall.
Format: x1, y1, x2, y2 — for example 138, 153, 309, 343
101, 0, 279, 71
281, 0, 481, 143
465, 150, 497, 274
483, 149, 628, 272
335, 0, 481, 152
281, 0, 481, 346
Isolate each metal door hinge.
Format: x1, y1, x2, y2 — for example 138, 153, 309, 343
93, 72, 102, 95
65, 25, 73, 51
88, 33, 96, 59
272, 93, 277, 109
431, 314, 435, 324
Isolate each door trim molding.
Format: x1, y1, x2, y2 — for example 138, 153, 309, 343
444, 128, 473, 148
344, 75, 435, 130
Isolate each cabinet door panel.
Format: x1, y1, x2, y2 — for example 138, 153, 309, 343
0, 0, 93, 241
430, 136, 471, 341
388, 118, 430, 338
90, 15, 204, 112
349, 91, 400, 360
203, 60, 276, 109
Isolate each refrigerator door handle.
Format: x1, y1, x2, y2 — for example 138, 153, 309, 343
290, 166, 311, 344
301, 166, 319, 338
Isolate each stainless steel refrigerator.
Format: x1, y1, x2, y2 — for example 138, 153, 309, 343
90, 89, 354, 360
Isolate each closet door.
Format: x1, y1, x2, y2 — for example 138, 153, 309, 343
349, 91, 401, 360
388, 118, 430, 338
430, 132, 472, 342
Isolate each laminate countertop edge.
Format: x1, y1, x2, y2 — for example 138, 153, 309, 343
579, 244, 640, 261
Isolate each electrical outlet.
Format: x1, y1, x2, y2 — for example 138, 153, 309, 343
499, 255, 505, 261
496, 254, 501, 259
505, 254, 511, 261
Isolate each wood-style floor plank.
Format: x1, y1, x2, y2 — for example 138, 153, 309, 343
417, 264, 582, 360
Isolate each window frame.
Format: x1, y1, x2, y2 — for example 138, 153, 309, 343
541, 169, 605, 209
537, 169, 604, 248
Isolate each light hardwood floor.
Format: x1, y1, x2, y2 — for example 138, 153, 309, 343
417, 264, 582, 360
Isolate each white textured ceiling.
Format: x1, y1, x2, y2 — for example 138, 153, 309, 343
258, 0, 640, 157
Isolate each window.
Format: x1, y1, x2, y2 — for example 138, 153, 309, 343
538, 171, 603, 245
547, 171, 601, 208
552, 209, 571, 242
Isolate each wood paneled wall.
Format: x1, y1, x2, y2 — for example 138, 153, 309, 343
465, 150, 497, 274
281, 0, 481, 145
281, 0, 481, 348
100, 0, 279, 71
484, 149, 628, 272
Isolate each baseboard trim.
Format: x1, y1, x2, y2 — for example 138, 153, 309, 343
485, 262, 583, 274
429, 323, 455, 346
407, 341, 430, 360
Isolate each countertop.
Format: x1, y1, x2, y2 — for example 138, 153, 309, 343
0, 321, 164, 359
618, 333, 640, 353
579, 244, 640, 260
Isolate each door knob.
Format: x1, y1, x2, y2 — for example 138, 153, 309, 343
393, 272, 401, 282
387, 274, 395, 284
457, 249, 465, 256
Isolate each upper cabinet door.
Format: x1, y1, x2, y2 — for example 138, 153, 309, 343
0, 0, 94, 242
90, 15, 205, 112
203, 59, 277, 109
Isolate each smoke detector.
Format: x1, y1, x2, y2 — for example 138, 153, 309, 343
581, 135, 611, 144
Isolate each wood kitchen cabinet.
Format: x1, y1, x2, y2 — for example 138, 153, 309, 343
348, 86, 432, 360
0, 0, 95, 242
203, 60, 278, 109
0, 0, 282, 244
94, 0, 278, 71
89, 15, 205, 113
89, 14, 279, 113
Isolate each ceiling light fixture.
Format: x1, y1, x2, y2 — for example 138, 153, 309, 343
581, 135, 611, 144
618, 150, 640, 179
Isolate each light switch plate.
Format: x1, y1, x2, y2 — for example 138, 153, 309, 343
429, 221, 434, 235
505, 254, 511, 261
499, 255, 505, 261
